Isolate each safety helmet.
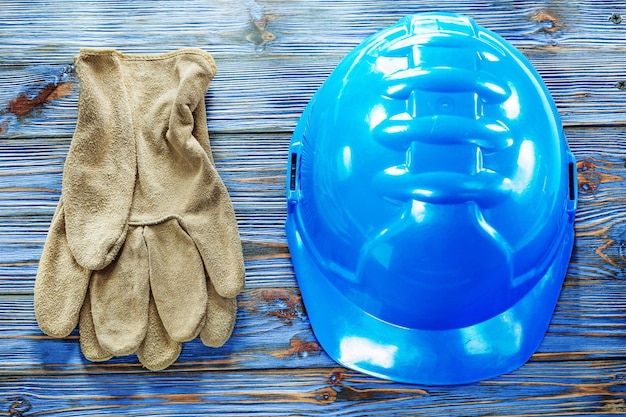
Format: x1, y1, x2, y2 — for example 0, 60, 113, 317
286, 13, 577, 385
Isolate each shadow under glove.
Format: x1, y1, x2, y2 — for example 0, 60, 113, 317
34, 48, 245, 370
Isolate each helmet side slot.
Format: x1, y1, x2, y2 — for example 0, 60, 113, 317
289, 152, 298, 192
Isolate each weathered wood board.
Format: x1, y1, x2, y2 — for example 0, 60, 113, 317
2, 0, 626, 415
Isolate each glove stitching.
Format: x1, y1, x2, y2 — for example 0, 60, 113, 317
76, 48, 217, 75
128, 214, 187, 228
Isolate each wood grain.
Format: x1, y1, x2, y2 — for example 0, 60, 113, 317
1, 362, 626, 416
2, 1, 626, 137
2, 0, 626, 415
2, 50, 626, 138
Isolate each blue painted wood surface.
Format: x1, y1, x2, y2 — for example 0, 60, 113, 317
2, 1, 626, 415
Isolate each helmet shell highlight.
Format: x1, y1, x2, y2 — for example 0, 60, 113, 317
286, 13, 577, 385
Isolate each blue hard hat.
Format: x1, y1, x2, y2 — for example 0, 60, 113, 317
286, 13, 577, 385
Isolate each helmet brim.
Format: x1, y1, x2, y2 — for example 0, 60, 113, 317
286, 214, 574, 385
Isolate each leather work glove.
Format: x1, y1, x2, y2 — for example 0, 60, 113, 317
34, 48, 245, 370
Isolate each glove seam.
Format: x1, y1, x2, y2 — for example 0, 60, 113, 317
76, 48, 217, 75
128, 214, 187, 228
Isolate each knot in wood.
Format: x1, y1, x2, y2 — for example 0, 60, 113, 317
314, 387, 338, 405
610, 13, 623, 24
8, 396, 32, 417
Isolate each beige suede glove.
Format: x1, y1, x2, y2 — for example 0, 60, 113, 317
34, 49, 245, 370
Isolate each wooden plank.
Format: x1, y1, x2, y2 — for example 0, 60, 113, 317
1, 360, 625, 416
2, 0, 626, 64
2, 1, 626, 136
1, 277, 626, 373
3, 127, 626, 274
1, 50, 626, 139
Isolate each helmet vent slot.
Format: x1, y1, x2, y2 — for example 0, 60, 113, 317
289, 152, 298, 191
568, 162, 575, 201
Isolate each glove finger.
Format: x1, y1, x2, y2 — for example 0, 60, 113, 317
63, 50, 137, 271
90, 226, 150, 356
136, 293, 182, 371
34, 200, 91, 338
200, 281, 238, 348
144, 218, 207, 342
189, 96, 245, 299
173, 66, 243, 300
185, 195, 245, 300
79, 291, 113, 362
